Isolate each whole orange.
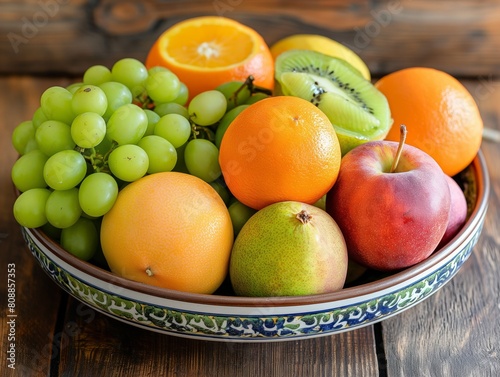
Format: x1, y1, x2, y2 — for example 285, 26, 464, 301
219, 96, 341, 210
375, 67, 483, 176
145, 16, 274, 100
100, 172, 233, 294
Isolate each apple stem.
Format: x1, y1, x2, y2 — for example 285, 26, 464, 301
390, 125, 408, 173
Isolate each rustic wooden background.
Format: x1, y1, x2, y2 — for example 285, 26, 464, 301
0, 0, 499, 77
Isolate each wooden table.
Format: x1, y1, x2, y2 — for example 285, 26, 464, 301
1, 74, 499, 376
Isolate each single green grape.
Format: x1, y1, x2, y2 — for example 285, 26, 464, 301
154, 113, 192, 148
111, 58, 148, 94
137, 135, 177, 174
228, 200, 257, 236
154, 102, 189, 119
11, 149, 48, 192
209, 179, 231, 205
40, 222, 62, 240
83, 65, 112, 86
188, 90, 227, 126
71, 85, 108, 116
131, 83, 147, 102
66, 82, 84, 94
13, 188, 51, 228
60, 217, 99, 261
312, 195, 326, 211
143, 109, 161, 136
147, 66, 169, 75
173, 143, 189, 173
32, 107, 49, 129
40, 86, 75, 124
35, 120, 76, 156
93, 137, 113, 158
99, 81, 133, 121
43, 150, 87, 190
106, 104, 148, 145
45, 188, 82, 229
245, 92, 270, 105
171, 82, 189, 106
214, 104, 249, 148
216, 81, 251, 111
78, 172, 118, 217
108, 144, 149, 182
12, 120, 37, 155
184, 138, 221, 182
145, 70, 181, 103
71, 112, 106, 148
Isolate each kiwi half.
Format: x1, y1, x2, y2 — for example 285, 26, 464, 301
275, 50, 392, 155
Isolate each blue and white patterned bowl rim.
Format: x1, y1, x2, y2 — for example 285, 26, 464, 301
22, 152, 490, 342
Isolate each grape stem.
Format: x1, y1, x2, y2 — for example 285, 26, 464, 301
135, 89, 155, 109
246, 75, 273, 95
190, 123, 214, 141
230, 75, 273, 107
77, 141, 117, 174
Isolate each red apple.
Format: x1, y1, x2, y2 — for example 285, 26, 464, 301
325, 131, 451, 271
437, 175, 468, 249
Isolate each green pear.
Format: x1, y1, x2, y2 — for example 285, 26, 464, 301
229, 201, 348, 297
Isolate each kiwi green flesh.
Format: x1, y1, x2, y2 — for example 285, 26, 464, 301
280, 73, 380, 132
275, 50, 392, 152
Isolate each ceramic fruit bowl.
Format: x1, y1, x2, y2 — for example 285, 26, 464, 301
21, 151, 489, 342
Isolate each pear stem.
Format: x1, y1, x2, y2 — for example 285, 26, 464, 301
296, 210, 312, 224
390, 124, 407, 173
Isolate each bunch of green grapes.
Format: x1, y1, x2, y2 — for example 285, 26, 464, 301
11, 57, 270, 262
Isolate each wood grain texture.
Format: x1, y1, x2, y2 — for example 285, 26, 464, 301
57, 297, 379, 377
381, 80, 500, 377
0, 0, 499, 76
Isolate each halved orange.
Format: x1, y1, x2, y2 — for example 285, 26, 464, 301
145, 16, 274, 99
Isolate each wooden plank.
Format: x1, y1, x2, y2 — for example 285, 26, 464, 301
381, 80, 500, 377
0, 0, 499, 77
57, 297, 380, 376
0, 76, 70, 375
